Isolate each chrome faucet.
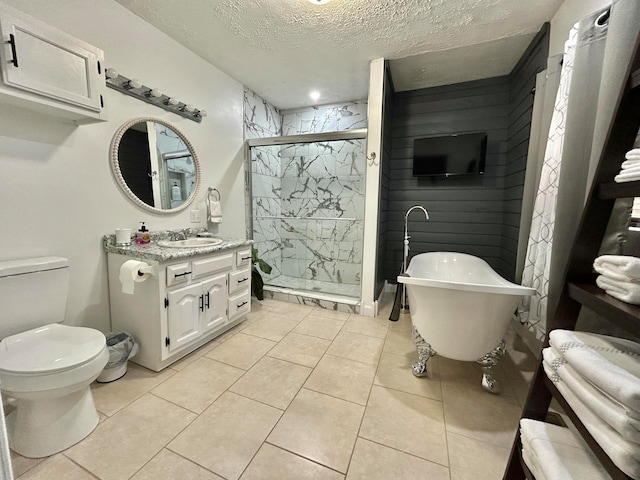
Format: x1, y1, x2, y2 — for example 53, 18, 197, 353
170, 230, 188, 241
402, 206, 429, 308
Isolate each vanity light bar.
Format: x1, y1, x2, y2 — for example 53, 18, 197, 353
104, 68, 205, 123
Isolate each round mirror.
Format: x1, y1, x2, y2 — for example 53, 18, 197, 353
110, 118, 201, 213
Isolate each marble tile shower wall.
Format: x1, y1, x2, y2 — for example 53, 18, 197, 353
279, 139, 365, 285
243, 89, 282, 139
252, 139, 366, 288
281, 101, 368, 135
246, 90, 368, 295
251, 145, 283, 280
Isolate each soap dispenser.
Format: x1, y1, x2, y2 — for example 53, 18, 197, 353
136, 222, 151, 245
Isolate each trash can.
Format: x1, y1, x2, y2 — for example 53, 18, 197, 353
96, 332, 139, 383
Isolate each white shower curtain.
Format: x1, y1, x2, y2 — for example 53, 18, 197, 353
518, 27, 578, 341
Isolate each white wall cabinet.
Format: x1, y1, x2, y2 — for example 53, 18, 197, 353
108, 246, 251, 372
0, 2, 107, 124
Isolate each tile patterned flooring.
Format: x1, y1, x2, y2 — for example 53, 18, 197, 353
10, 296, 538, 479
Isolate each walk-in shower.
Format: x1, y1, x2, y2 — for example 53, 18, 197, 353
248, 129, 367, 306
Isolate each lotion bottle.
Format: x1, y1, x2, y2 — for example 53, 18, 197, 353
136, 222, 151, 245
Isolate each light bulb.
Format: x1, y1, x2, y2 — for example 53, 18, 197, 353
310, 91, 321, 101
124, 78, 142, 89
181, 104, 195, 113
145, 88, 162, 98
308, 0, 331, 4
198, 109, 207, 118
164, 97, 179, 106
105, 68, 118, 80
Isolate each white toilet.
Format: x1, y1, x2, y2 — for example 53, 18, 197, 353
0, 257, 108, 458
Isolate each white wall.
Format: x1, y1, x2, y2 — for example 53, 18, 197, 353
0, 0, 246, 332
549, 0, 612, 56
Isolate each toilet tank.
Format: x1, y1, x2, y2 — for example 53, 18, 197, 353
0, 257, 69, 339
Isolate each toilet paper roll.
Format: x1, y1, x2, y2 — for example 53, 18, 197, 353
119, 260, 152, 295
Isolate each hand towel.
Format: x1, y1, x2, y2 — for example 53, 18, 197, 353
596, 275, 640, 304
520, 418, 611, 480
544, 347, 640, 442
548, 330, 640, 412
208, 200, 222, 223
543, 360, 640, 477
594, 255, 640, 281
626, 149, 640, 159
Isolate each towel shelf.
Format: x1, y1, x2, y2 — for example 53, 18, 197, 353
504, 12, 640, 480
598, 180, 640, 199
567, 282, 640, 333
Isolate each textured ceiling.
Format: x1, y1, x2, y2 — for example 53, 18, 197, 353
115, 0, 563, 110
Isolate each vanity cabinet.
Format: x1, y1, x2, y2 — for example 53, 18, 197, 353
107, 245, 251, 372
0, 3, 107, 124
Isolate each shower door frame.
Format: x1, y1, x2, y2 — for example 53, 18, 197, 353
246, 128, 368, 303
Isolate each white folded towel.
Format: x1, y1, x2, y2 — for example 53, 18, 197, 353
626, 149, 640, 159
622, 159, 640, 170
208, 200, 222, 223
620, 164, 640, 174
544, 347, 640, 442
615, 172, 640, 183
594, 255, 640, 281
548, 330, 640, 412
520, 418, 611, 480
522, 447, 549, 480
596, 275, 640, 304
542, 360, 640, 477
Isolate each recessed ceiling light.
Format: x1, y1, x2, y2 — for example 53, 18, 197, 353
308, 0, 331, 5
310, 91, 321, 101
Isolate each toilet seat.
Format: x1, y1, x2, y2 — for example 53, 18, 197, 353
0, 323, 106, 375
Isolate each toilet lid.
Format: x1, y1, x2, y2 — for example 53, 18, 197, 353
0, 324, 106, 374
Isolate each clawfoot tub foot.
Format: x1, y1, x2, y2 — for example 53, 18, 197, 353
411, 326, 437, 377
477, 340, 506, 394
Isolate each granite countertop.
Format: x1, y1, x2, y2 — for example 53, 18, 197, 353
103, 228, 253, 262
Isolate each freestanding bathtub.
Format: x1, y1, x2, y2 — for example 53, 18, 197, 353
397, 252, 535, 393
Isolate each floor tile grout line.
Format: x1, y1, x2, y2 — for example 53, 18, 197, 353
263, 441, 348, 476
345, 326, 387, 478
353, 436, 452, 471
59, 454, 101, 479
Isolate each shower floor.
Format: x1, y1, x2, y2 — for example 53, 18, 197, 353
266, 274, 360, 299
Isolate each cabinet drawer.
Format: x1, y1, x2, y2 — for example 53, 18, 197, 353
192, 254, 233, 280
228, 290, 250, 319
236, 248, 252, 268
166, 262, 191, 287
229, 267, 251, 295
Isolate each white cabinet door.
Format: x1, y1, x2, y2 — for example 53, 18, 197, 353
201, 273, 228, 334
0, 10, 104, 111
167, 283, 202, 352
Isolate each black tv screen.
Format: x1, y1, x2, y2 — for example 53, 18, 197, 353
413, 133, 487, 177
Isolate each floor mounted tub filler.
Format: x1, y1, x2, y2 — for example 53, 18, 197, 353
397, 252, 535, 393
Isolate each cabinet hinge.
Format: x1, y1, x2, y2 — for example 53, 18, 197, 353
164, 297, 169, 308
165, 337, 170, 347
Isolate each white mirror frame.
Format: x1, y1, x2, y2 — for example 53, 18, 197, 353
110, 117, 201, 214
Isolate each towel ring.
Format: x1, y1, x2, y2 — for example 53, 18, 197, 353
208, 187, 220, 201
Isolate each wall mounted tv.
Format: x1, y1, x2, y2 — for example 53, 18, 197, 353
412, 133, 487, 177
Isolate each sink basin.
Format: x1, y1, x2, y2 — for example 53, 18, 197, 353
157, 238, 223, 248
